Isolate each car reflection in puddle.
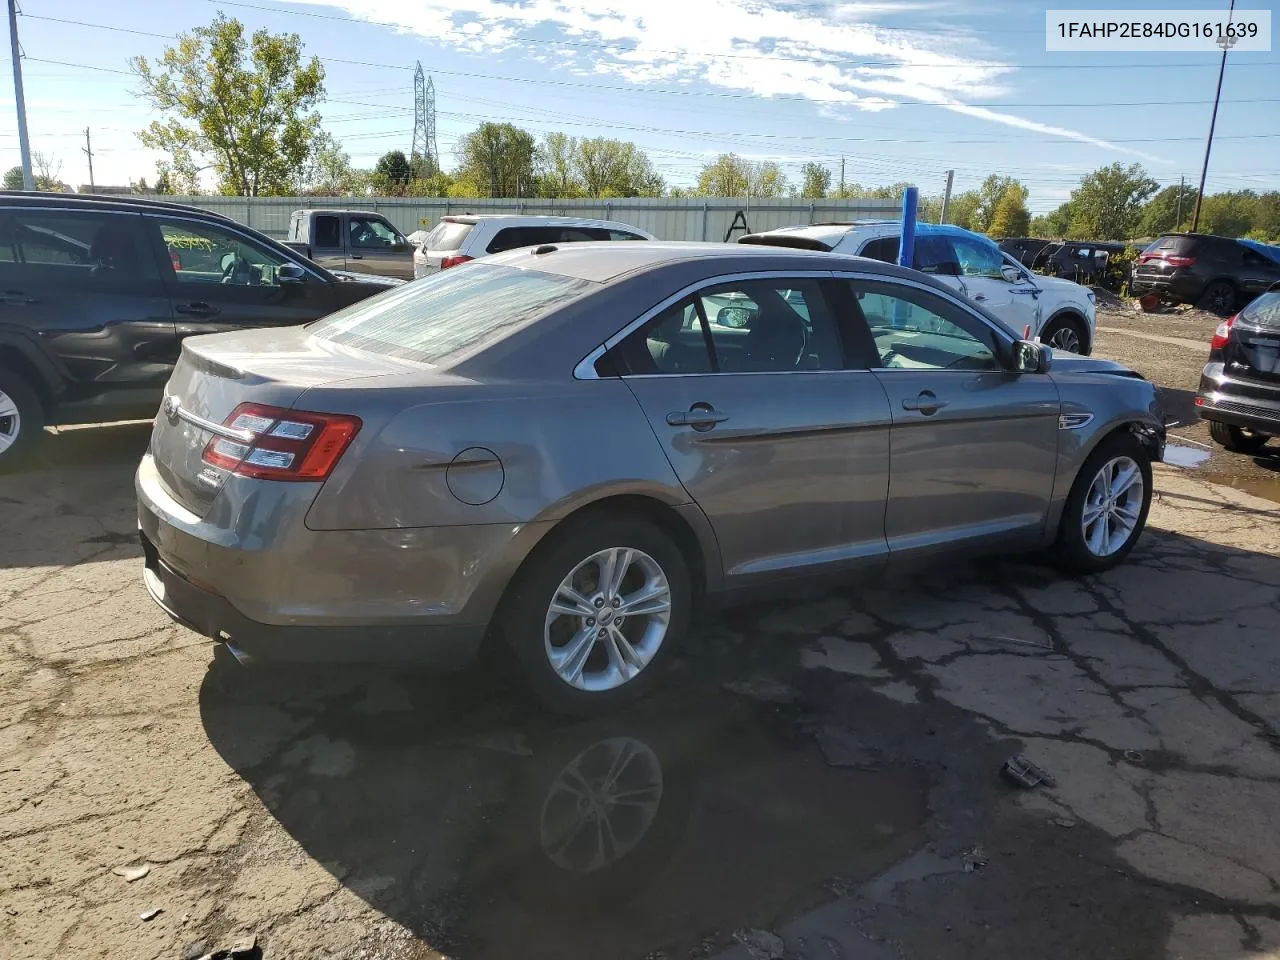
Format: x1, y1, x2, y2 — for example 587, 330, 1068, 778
200, 662, 928, 960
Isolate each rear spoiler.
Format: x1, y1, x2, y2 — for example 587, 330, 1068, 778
737, 234, 833, 252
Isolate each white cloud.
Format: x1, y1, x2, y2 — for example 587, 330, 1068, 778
288, 0, 1152, 157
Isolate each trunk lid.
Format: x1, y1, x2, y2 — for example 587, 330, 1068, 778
151, 326, 411, 516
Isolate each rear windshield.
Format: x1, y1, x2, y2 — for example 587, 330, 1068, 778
309, 263, 592, 364
1143, 235, 1195, 254
423, 220, 474, 251
1239, 291, 1280, 330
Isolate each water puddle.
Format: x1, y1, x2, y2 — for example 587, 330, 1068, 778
1163, 442, 1211, 468
202, 673, 929, 960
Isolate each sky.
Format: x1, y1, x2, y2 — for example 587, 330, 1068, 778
1, 0, 1276, 213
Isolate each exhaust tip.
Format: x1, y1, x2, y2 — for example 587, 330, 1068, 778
218, 632, 254, 665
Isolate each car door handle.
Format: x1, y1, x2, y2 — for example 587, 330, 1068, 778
666, 406, 730, 430
971, 293, 987, 302
902, 392, 948, 414
349, 254, 364, 260
1011, 287, 1039, 295
0, 290, 36, 306
175, 301, 219, 317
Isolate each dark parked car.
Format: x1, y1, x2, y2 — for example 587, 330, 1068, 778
1133, 234, 1280, 315
997, 237, 1052, 267
0, 192, 400, 465
1033, 241, 1127, 287
1196, 283, 1280, 453
138, 242, 1164, 714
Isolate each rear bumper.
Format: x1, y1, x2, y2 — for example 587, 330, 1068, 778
136, 453, 543, 665
1196, 363, 1280, 434
1131, 271, 1201, 302
140, 534, 483, 665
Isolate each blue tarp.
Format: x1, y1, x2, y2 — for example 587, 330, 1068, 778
915, 222, 1002, 255
1238, 239, 1280, 266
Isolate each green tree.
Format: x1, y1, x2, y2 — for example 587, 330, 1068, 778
132, 14, 325, 196
372, 150, 413, 193
535, 132, 582, 198
970, 176, 1023, 232
456, 122, 536, 197
300, 133, 365, 195
1253, 192, 1280, 241
405, 170, 454, 198
1198, 190, 1262, 238
576, 137, 662, 198
988, 186, 1031, 237
1138, 183, 1197, 236
1061, 163, 1158, 240
1030, 203, 1073, 238
3, 166, 23, 190
799, 162, 831, 199
946, 190, 981, 230
696, 153, 789, 198
917, 194, 943, 224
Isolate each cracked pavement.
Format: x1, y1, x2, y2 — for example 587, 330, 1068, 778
3, 422, 1280, 959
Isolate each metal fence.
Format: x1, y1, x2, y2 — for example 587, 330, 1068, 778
164, 195, 903, 242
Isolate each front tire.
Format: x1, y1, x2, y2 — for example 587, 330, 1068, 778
1040, 315, 1088, 355
0, 367, 44, 470
498, 516, 692, 715
1208, 420, 1269, 454
1054, 433, 1153, 574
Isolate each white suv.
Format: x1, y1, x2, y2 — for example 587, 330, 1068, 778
414, 215, 657, 279
740, 220, 1096, 354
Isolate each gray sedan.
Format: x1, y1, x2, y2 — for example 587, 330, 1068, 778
137, 243, 1165, 713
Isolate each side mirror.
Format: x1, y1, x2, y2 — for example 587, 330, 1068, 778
1013, 339, 1052, 374
1000, 264, 1022, 283
277, 263, 306, 284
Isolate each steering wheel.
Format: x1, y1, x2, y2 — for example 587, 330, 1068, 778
220, 252, 246, 284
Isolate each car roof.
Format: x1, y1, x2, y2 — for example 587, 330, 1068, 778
0, 190, 237, 222
480, 240, 922, 284
440, 214, 650, 231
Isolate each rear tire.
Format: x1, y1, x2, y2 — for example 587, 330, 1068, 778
1198, 280, 1237, 316
1208, 420, 1270, 454
0, 366, 44, 470
1053, 433, 1153, 574
498, 515, 692, 716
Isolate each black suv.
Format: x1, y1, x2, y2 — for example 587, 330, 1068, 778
0, 192, 400, 465
1196, 284, 1280, 453
1132, 233, 1280, 315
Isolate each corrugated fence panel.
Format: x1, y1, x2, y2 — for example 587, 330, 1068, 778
166, 196, 903, 242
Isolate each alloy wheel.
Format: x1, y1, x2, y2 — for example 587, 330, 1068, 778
544, 546, 672, 692
0, 389, 21, 455
1047, 325, 1081, 353
1081, 456, 1145, 557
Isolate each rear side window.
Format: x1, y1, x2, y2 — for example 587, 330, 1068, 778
0, 210, 153, 279
424, 220, 474, 252
313, 215, 341, 248
913, 235, 961, 275
609, 230, 646, 241
859, 236, 899, 263
486, 226, 562, 254
310, 263, 592, 364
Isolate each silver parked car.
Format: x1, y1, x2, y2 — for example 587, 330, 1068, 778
138, 243, 1165, 713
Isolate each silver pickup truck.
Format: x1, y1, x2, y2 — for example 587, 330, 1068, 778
284, 209, 416, 280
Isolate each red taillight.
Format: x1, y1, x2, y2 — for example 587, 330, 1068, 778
439, 254, 474, 269
1164, 255, 1195, 268
201, 402, 361, 481
1210, 314, 1236, 351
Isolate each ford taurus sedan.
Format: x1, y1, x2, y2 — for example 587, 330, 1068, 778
137, 243, 1165, 713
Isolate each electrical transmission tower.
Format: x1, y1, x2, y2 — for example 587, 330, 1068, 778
410, 62, 439, 174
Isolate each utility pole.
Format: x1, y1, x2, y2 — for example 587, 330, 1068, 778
82, 128, 95, 193
839, 156, 845, 198
940, 169, 955, 224
1175, 174, 1185, 230
7, 0, 33, 190
1191, 0, 1236, 232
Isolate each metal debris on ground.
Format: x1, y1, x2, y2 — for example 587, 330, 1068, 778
1051, 817, 1078, 828
181, 940, 208, 960
962, 844, 988, 873
139, 907, 162, 921
1001, 754, 1057, 789
732, 927, 786, 959
1123, 750, 1146, 766
111, 863, 151, 882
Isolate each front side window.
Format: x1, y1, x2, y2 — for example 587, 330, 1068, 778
349, 216, 401, 249
310, 263, 592, 364
951, 236, 1004, 279
846, 280, 1000, 372
156, 218, 291, 286
617, 278, 845, 375
913, 235, 960, 276
0, 211, 150, 279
